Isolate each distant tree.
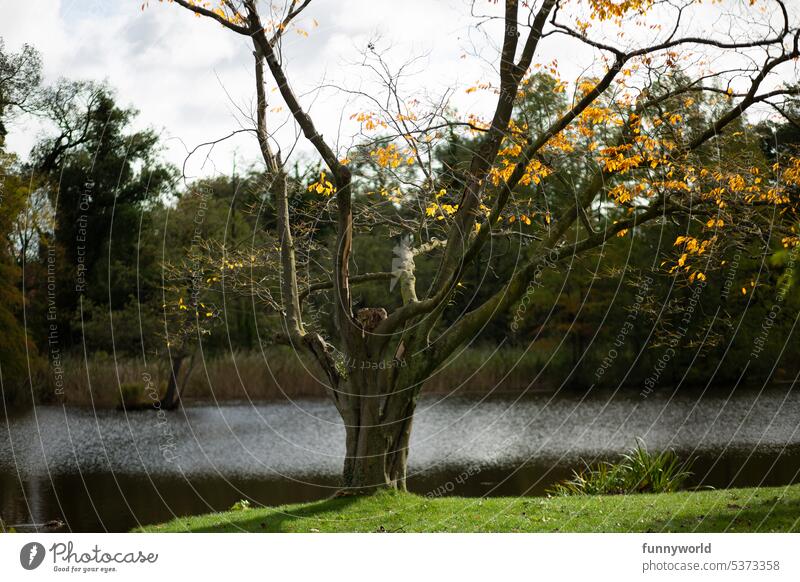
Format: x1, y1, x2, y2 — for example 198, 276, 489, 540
0, 39, 42, 148
33, 84, 175, 345
0, 39, 43, 401
0, 150, 36, 400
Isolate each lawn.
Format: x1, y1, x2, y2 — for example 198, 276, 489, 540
138, 483, 800, 533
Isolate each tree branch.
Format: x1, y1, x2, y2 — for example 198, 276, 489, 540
171, 0, 250, 35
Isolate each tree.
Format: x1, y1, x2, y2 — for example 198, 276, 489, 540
0, 38, 41, 401
165, 0, 800, 491
0, 40, 43, 402
0, 150, 36, 401
0, 39, 42, 149
33, 84, 175, 346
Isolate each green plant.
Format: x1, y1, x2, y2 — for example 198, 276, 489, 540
229, 499, 252, 512
548, 440, 693, 496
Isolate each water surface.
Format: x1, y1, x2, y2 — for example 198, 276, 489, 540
2, 386, 799, 531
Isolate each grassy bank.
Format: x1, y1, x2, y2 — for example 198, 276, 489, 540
139, 484, 800, 533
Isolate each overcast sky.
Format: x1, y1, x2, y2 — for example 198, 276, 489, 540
2, 0, 796, 180
2, 0, 505, 178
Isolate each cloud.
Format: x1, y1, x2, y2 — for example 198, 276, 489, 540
4, 0, 793, 179
3, 0, 499, 177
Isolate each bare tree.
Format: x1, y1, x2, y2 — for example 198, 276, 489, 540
167, 0, 800, 491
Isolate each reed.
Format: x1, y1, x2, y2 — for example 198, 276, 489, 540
548, 440, 694, 496
40, 345, 553, 407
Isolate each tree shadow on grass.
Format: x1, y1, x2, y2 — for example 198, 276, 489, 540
641, 494, 800, 533
185, 495, 363, 533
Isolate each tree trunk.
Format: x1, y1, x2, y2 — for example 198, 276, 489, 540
161, 351, 196, 411
338, 375, 416, 493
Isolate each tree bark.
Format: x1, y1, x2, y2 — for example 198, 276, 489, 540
337, 373, 416, 492
159, 349, 197, 411
161, 352, 185, 411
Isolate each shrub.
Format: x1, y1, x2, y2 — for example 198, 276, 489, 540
548, 440, 693, 496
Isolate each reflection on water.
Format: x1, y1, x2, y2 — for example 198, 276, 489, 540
1, 386, 799, 532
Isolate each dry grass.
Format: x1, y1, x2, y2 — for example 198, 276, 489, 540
40, 345, 551, 407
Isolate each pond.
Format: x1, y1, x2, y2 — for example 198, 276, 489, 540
2, 385, 799, 532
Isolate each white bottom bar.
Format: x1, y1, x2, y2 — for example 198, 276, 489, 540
1, 534, 797, 581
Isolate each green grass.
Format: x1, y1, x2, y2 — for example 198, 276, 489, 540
138, 483, 800, 533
